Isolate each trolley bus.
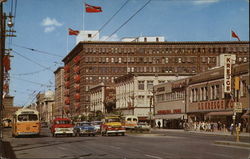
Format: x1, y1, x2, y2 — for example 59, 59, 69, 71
12, 108, 40, 137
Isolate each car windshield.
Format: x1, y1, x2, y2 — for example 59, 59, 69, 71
78, 122, 91, 126
107, 118, 120, 122
92, 121, 102, 125
18, 114, 38, 121
55, 120, 71, 124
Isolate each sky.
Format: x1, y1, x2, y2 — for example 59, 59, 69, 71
2, 0, 249, 106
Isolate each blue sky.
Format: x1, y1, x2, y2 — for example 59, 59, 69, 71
3, 0, 249, 106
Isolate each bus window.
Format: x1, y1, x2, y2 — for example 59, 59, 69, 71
133, 118, 138, 122
127, 118, 132, 121
17, 114, 38, 121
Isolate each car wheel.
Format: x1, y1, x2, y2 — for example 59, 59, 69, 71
92, 134, 96, 137
121, 132, 125, 136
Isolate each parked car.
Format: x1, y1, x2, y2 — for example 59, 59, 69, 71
91, 121, 103, 133
50, 118, 74, 137
136, 122, 151, 131
73, 122, 96, 136
41, 121, 48, 128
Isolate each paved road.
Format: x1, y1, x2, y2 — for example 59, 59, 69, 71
2, 128, 250, 159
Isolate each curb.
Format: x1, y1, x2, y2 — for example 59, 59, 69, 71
214, 141, 250, 148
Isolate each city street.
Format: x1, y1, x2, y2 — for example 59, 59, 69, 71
2, 128, 250, 159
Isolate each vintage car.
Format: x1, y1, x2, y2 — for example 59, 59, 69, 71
136, 122, 151, 131
50, 118, 74, 137
91, 121, 103, 133
73, 122, 96, 136
101, 116, 125, 136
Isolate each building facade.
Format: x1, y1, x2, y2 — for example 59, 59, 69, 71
89, 83, 115, 115
187, 62, 249, 131
36, 91, 55, 123
62, 41, 249, 116
154, 78, 188, 129
54, 67, 64, 118
2, 96, 19, 119
115, 73, 188, 121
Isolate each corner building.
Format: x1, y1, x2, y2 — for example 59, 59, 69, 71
62, 41, 249, 116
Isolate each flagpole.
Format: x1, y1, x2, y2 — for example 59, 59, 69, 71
67, 32, 69, 54
83, 0, 85, 31
230, 27, 231, 41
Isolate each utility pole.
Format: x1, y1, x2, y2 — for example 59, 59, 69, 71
0, 1, 6, 140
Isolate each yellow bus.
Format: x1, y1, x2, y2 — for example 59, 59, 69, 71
12, 108, 40, 137
121, 115, 138, 129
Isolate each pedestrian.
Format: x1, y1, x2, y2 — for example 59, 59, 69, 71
230, 123, 234, 135
157, 121, 161, 128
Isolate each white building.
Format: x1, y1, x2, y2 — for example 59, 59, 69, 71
114, 73, 187, 121
89, 83, 116, 114
76, 30, 99, 44
122, 36, 165, 42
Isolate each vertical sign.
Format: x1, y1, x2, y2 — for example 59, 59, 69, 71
224, 55, 232, 93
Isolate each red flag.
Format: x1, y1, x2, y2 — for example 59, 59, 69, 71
231, 30, 240, 41
68, 28, 79, 35
85, 3, 102, 13
3, 55, 10, 72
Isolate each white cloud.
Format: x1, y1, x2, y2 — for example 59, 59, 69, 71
44, 26, 55, 33
100, 34, 119, 41
193, 0, 219, 5
41, 17, 63, 33
42, 17, 63, 26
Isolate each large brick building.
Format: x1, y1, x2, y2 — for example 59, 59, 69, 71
62, 41, 249, 116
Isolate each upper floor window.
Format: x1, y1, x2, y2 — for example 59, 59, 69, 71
138, 81, 145, 90
147, 81, 154, 90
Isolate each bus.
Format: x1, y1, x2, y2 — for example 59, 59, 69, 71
12, 108, 40, 137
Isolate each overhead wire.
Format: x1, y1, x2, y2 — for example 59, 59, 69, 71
12, 76, 54, 88
13, 44, 64, 58
13, 50, 55, 72
105, 0, 152, 41
92, 0, 130, 39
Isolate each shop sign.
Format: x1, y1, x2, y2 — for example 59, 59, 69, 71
224, 55, 232, 93
234, 102, 242, 113
173, 109, 181, 113
197, 100, 235, 111
157, 110, 171, 115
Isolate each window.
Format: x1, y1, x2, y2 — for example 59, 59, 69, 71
240, 80, 247, 97
144, 37, 147, 42
88, 34, 92, 38
158, 80, 165, 84
147, 81, 154, 90
138, 81, 144, 90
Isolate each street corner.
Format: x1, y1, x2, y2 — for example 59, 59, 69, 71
0, 141, 16, 159
214, 140, 250, 149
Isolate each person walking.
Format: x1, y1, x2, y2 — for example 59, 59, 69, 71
157, 121, 161, 128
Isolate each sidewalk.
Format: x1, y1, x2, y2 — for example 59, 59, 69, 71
151, 128, 250, 137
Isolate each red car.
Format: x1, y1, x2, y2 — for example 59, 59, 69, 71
50, 118, 74, 137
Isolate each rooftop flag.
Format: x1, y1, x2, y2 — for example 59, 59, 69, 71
85, 3, 102, 13
68, 28, 80, 35
231, 30, 240, 41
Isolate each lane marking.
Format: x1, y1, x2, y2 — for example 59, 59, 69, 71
145, 154, 163, 159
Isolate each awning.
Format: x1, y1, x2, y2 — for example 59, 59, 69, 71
206, 111, 233, 116
155, 114, 186, 120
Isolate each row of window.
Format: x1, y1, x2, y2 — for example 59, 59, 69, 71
84, 56, 217, 64
84, 66, 198, 74
190, 80, 247, 103
156, 91, 185, 102
83, 47, 249, 55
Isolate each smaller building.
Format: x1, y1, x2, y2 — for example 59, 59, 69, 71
89, 83, 116, 115
36, 91, 55, 124
114, 73, 187, 122
76, 30, 99, 44
154, 79, 187, 129
2, 95, 20, 119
